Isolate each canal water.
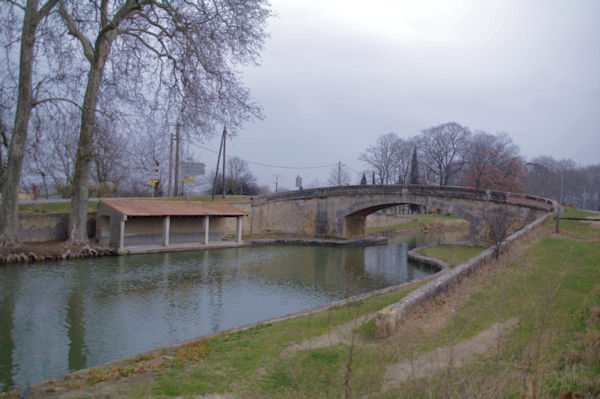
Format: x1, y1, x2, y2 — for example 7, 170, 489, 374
0, 231, 466, 392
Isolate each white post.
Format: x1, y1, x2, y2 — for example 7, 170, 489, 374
119, 215, 127, 251
163, 216, 170, 247
236, 216, 243, 243
204, 216, 210, 245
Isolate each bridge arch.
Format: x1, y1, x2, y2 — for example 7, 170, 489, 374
250, 185, 553, 243
342, 199, 479, 239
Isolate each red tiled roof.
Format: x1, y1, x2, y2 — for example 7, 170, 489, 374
100, 199, 247, 217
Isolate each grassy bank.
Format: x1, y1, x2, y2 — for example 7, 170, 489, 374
16, 195, 251, 215
418, 245, 485, 268
366, 214, 467, 233
18, 201, 98, 215
3, 210, 599, 398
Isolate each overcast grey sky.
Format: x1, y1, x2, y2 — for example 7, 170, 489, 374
195, 0, 600, 191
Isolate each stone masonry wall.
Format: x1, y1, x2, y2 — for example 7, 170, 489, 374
375, 212, 553, 338
18, 213, 95, 243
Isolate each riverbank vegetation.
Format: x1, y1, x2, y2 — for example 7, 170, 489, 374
3, 209, 598, 398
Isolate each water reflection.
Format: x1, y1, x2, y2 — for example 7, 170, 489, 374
0, 230, 466, 392
0, 273, 15, 390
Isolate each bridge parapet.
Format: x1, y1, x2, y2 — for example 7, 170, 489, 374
253, 185, 553, 212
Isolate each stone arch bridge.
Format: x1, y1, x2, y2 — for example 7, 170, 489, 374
250, 185, 553, 242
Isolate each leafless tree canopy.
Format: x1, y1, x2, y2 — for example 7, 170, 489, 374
205, 156, 264, 196
524, 156, 600, 211
360, 133, 408, 184
463, 131, 524, 192
359, 123, 599, 211
53, 0, 271, 241
1, 0, 271, 242
419, 122, 470, 186
327, 162, 353, 186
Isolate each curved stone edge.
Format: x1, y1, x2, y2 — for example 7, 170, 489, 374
407, 246, 451, 272
375, 211, 553, 338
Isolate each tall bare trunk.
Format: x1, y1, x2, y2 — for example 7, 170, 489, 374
1, 0, 58, 245
69, 34, 114, 242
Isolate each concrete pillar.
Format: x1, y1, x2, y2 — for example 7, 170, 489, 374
162, 216, 170, 247
204, 216, 210, 245
119, 215, 127, 252
236, 216, 243, 243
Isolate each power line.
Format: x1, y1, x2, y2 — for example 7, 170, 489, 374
341, 162, 361, 174
195, 144, 337, 170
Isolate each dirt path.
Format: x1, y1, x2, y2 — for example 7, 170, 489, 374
383, 317, 519, 388
281, 312, 376, 357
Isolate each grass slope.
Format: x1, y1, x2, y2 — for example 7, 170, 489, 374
366, 214, 466, 233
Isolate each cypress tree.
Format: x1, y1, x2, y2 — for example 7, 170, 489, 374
360, 173, 367, 185
410, 146, 419, 184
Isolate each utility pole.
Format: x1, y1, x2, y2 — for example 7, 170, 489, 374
173, 124, 181, 197
222, 126, 226, 198
211, 126, 227, 201
273, 174, 281, 192
168, 134, 174, 197
338, 161, 342, 186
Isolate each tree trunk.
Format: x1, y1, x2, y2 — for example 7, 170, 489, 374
69, 34, 115, 242
1, 0, 44, 245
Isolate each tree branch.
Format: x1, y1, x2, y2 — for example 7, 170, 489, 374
58, 0, 94, 63
5, 0, 26, 12
32, 97, 83, 110
37, 0, 60, 21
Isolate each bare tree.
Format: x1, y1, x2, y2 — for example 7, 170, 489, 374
525, 156, 577, 203
486, 207, 511, 259
392, 138, 412, 184
226, 156, 258, 195
56, 0, 271, 241
463, 131, 525, 192
327, 162, 353, 186
582, 164, 600, 211
0, 0, 59, 245
204, 156, 262, 195
419, 122, 470, 186
90, 115, 130, 197
24, 104, 79, 197
359, 133, 398, 184
123, 116, 179, 197
525, 156, 600, 210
